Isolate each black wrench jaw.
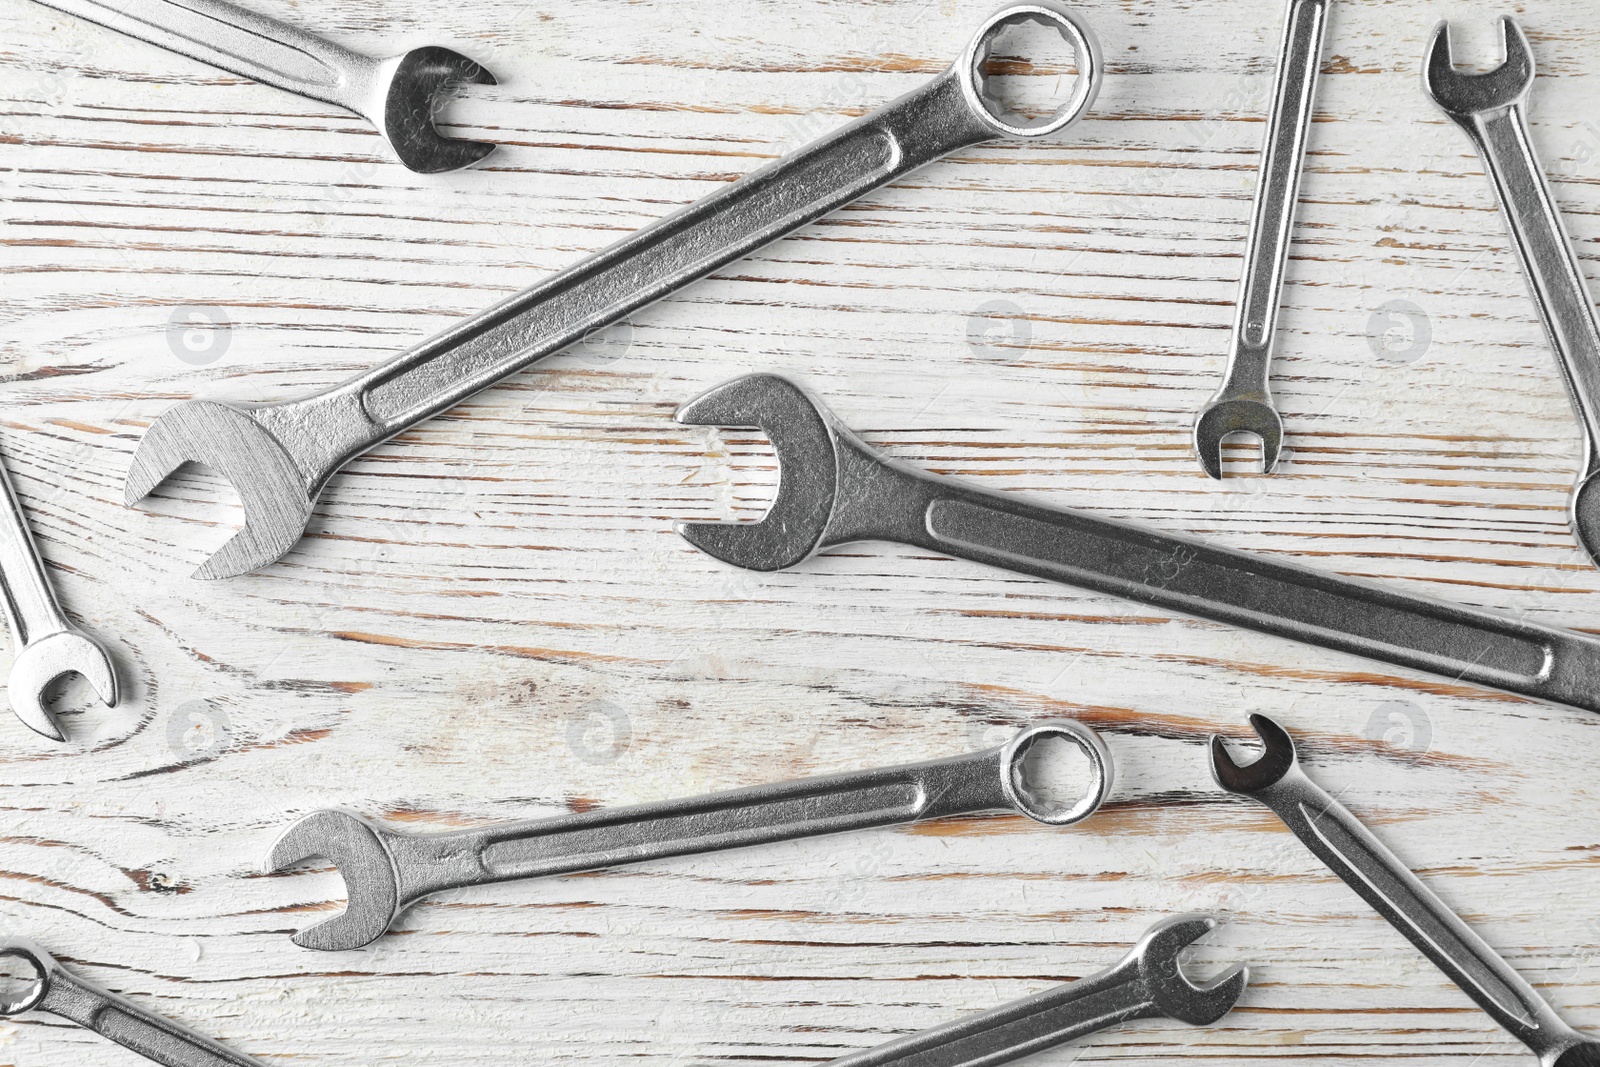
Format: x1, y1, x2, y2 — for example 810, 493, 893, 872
1209, 714, 1298, 796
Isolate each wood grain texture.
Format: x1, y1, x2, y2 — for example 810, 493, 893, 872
1, 0, 1600, 1062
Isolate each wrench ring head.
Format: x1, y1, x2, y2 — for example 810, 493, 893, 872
1208, 713, 1297, 796
1001, 719, 1114, 826
0, 941, 51, 1015
959, 1, 1103, 139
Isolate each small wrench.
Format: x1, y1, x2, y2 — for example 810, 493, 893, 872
824, 913, 1247, 1067
124, 1, 1104, 579
674, 373, 1600, 716
1211, 714, 1600, 1067
1192, 0, 1329, 478
266, 721, 1112, 951
0, 940, 263, 1066
30, 0, 496, 173
1424, 17, 1600, 571
0, 450, 117, 741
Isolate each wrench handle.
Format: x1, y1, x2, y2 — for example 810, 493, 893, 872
0, 452, 71, 650
34, 960, 265, 1067
29, 0, 373, 112
823, 961, 1151, 1067
893, 476, 1600, 713
392, 743, 1018, 903
1256, 769, 1576, 1058
1467, 105, 1600, 454
1222, 0, 1329, 394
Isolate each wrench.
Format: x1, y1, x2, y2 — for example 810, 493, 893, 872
1191, 0, 1329, 478
824, 913, 1247, 1067
124, 1, 1104, 580
673, 373, 1600, 716
265, 720, 1112, 951
0, 940, 263, 1066
30, 0, 496, 173
1211, 714, 1600, 1067
1424, 17, 1600, 571
0, 450, 117, 741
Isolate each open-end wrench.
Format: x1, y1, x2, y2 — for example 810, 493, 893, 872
673, 373, 1600, 716
1424, 17, 1600, 570
824, 913, 1247, 1067
124, 1, 1104, 580
1191, 0, 1329, 478
0, 940, 263, 1066
0, 451, 117, 742
29, 0, 496, 173
265, 721, 1112, 951
1211, 714, 1600, 1067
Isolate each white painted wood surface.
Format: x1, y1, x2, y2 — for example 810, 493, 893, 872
2, 0, 1600, 1062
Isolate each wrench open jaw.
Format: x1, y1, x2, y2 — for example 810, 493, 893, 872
265, 809, 402, 952
1129, 913, 1249, 1026
1207, 713, 1296, 796
1423, 17, 1533, 123
10, 629, 119, 742
1191, 399, 1283, 481
369, 46, 498, 175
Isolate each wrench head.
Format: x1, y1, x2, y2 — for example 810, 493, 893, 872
674, 374, 840, 572
1132, 913, 1249, 1026
0, 940, 52, 1016
1554, 1041, 1600, 1067
9, 628, 119, 742
125, 400, 314, 580
1192, 398, 1283, 480
265, 809, 401, 952
377, 47, 498, 175
1571, 473, 1600, 573
1208, 713, 1297, 796
1422, 17, 1534, 121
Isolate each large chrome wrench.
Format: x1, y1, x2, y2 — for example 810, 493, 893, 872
675, 373, 1600, 716
1424, 17, 1600, 570
824, 913, 1247, 1067
1191, 0, 1329, 479
1212, 714, 1600, 1067
29, 0, 496, 173
266, 721, 1111, 951
0, 448, 117, 742
0, 940, 264, 1066
125, 2, 1104, 580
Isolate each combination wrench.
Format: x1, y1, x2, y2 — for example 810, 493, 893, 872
125, 1, 1105, 580
0, 940, 264, 1066
823, 913, 1247, 1067
1191, 0, 1330, 478
1212, 714, 1600, 1067
30, 0, 496, 173
673, 372, 1600, 716
0, 449, 117, 741
1424, 17, 1600, 570
266, 721, 1111, 951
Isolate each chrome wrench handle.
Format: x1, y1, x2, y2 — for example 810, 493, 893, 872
1213, 715, 1596, 1066
29, 0, 377, 112
247, 3, 1103, 492
0, 941, 264, 1066
0, 460, 72, 654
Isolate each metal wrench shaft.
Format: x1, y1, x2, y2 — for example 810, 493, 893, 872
0, 941, 263, 1067
1212, 715, 1600, 1066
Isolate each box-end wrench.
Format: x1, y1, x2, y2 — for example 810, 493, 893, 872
0, 940, 263, 1066
1425, 17, 1600, 570
0, 452, 117, 742
265, 721, 1111, 951
1191, 0, 1329, 479
1211, 714, 1600, 1067
29, 0, 496, 174
673, 373, 1600, 716
824, 913, 1247, 1067
124, 1, 1105, 580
